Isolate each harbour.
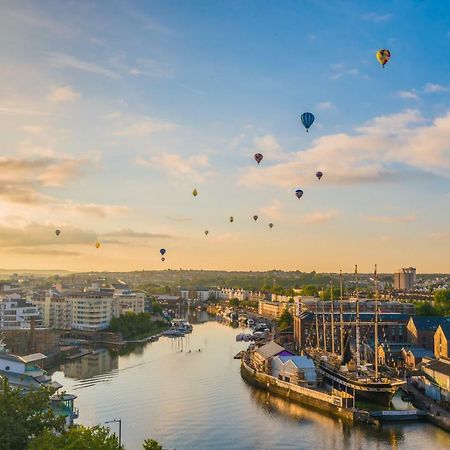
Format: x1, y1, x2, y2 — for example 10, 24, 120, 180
50, 313, 450, 449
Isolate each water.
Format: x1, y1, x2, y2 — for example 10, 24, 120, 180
52, 314, 450, 450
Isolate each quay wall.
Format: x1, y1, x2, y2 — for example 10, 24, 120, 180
240, 361, 354, 422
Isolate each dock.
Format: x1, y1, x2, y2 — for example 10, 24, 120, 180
370, 410, 427, 422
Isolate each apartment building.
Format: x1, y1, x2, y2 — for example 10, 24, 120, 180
0, 295, 41, 330
67, 291, 115, 331
113, 292, 145, 316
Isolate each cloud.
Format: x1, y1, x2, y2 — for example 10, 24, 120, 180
132, 58, 174, 78
136, 153, 212, 182
114, 117, 176, 137
0, 155, 127, 217
102, 229, 173, 239
364, 213, 417, 224
259, 200, 284, 220
0, 106, 49, 116
165, 215, 192, 222
48, 85, 80, 103
48, 52, 120, 79
7, 248, 81, 256
0, 223, 96, 247
397, 90, 419, 101
424, 83, 450, 93
253, 134, 286, 160
330, 66, 363, 81
238, 109, 450, 189
20, 125, 44, 135
362, 12, 393, 23
300, 210, 339, 224
429, 232, 450, 240
316, 101, 334, 110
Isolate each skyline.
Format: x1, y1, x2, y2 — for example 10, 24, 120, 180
0, 0, 449, 272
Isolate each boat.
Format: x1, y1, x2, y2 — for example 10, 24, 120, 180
247, 319, 255, 327
163, 329, 185, 337
308, 265, 405, 405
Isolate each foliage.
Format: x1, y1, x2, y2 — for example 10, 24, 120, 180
278, 309, 293, 330
415, 302, 438, 316
301, 285, 319, 296
434, 289, 450, 315
109, 313, 168, 340
143, 438, 164, 450
152, 301, 164, 315
29, 425, 124, 450
0, 378, 65, 450
229, 298, 240, 307
320, 287, 341, 301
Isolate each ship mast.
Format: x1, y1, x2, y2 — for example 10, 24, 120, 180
315, 296, 320, 349
355, 264, 361, 369
330, 274, 335, 355
374, 264, 379, 380
340, 270, 344, 361
322, 289, 327, 352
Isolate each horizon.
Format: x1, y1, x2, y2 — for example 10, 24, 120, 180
0, 0, 449, 272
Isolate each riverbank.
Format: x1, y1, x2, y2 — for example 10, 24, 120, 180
240, 359, 364, 424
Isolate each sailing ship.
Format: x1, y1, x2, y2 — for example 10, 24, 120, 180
309, 265, 405, 405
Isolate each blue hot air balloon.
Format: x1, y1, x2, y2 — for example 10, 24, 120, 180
160, 248, 166, 256
295, 189, 304, 199
301, 112, 315, 132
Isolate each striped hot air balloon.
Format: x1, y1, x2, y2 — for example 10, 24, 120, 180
301, 112, 315, 132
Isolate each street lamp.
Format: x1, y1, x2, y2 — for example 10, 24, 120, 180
105, 418, 122, 447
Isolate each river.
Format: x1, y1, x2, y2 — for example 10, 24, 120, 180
52, 313, 450, 450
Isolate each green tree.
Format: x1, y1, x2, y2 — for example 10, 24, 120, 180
0, 378, 65, 450
229, 298, 240, 307
301, 285, 318, 296
434, 289, 450, 315
29, 425, 124, 450
415, 302, 437, 316
152, 301, 163, 315
143, 438, 164, 450
278, 309, 293, 330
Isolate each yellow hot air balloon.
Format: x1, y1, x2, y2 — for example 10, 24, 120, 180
192, 188, 198, 197
376, 49, 391, 67
95, 242, 101, 249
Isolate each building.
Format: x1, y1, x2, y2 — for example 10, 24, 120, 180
271, 355, 317, 386
377, 342, 410, 367
113, 292, 145, 316
416, 357, 450, 401
406, 316, 450, 350
434, 324, 450, 359
66, 291, 115, 331
221, 288, 249, 301
258, 300, 294, 319
0, 295, 41, 330
31, 291, 71, 330
402, 347, 435, 369
393, 267, 416, 290
250, 341, 292, 373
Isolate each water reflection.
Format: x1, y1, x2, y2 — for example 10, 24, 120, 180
61, 348, 118, 384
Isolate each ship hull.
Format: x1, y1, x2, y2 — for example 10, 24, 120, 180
316, 360, 404, 406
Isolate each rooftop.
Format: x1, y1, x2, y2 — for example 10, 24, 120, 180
410, 316, 450, 331
255, 342, 285, 359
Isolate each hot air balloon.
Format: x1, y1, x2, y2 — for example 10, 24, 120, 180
95, 242, 101, 249
161, 257, 165, 262
316, 171, 323, 180
254, 153, 263, 165
204, 230, 209, 236
376, 49, 391, 67
230, 216, 234, 223
55, 229, 61, 236
160, 248, 166, 256
253, 215, 258, 221
301, 112, 315, 132
269, 223, 274, 229
295, 189, 304, 199
192, 188, 198, 197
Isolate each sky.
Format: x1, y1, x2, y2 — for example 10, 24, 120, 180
0, 0, 449, 273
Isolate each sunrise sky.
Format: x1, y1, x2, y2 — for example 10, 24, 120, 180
0, 0, 449, 273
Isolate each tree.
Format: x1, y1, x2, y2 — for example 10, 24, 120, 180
415, 302, 437, 316
301, 285, 318, 296
434, 289, 450, 315
29, 425, 124, 450
143, 438, 164, 450
229, 298, 240, 307
278, 309, 293, 330
0, 378, 65, 450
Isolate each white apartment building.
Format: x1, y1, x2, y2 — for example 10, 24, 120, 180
0, 294, 41, 330
31, 291, 71, 330
67, 291, 115, 331
221, 288, 249, 301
